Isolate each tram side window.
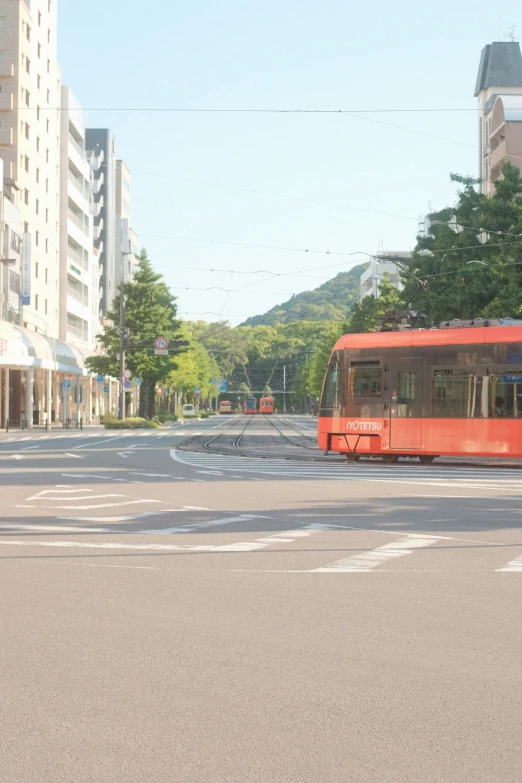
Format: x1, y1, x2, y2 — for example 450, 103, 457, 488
322, 363, 340, 408
350, 362, 382, 398
432, 373, 479, 418
488, 376, 522, 417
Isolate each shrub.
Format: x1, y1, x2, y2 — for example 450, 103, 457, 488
199, 412, 210, 419
104, 417, 159, 430
157, 413, 178, 423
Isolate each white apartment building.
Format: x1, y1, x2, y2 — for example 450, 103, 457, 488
59, 86, 99, 349
359, 253, 407, 301
0, 0, 61, 336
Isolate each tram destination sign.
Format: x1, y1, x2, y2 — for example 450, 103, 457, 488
502, 374, 522, 383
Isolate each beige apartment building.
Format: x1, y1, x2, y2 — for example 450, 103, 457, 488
0, 0, 61, 335
475, 42, 522, 194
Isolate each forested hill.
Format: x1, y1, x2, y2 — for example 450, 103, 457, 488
240, 263, 368, 327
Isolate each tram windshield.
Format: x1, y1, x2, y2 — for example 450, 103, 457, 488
321, 363, 340, 408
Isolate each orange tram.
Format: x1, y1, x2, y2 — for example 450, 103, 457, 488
260, 396, 275, 414
318, 320, 522, 463
219, 400, 233, 414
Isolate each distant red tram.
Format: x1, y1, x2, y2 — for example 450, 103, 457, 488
260, 396, 275, 414
318, 322, 522, 462
244, 397, 258, 414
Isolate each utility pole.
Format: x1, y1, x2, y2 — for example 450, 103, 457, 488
119, 283, 126, 420
283, 364, 286, 414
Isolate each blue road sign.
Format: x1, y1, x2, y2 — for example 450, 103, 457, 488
194, 385, 201, 392
97, 375, 104, 384
62, 380, 71, 389
134, 378, 142, 386
164, 387, 169, 394
103, 385, 109, 394
211, 378, 217, 385
124, 380, 132, 390
219, 384, 227, 392
502, 375, 522, 383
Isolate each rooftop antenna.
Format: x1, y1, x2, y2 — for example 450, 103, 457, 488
506, 25, 517, 42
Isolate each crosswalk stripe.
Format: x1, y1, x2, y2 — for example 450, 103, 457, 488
313, 535, 441, 572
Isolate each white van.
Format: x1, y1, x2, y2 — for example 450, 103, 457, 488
182, 404, 197, 418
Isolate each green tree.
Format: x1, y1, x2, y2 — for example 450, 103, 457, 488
87, 250, 182, 418
345, 275, 403, 333
402, 163, 522, 324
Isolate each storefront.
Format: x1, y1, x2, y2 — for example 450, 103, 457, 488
0, 321, 119, 429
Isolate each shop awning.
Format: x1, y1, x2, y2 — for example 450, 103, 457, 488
0, 321, 95, 375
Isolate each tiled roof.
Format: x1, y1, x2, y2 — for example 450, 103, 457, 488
475, 42, 522, 96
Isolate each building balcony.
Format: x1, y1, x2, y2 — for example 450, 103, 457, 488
87, 148, 104, 172
0, 63, 15, 78
0, 126, 14, 147
68, 133, 85, 159
0, 91, 14, 111
90, 172, 104, 194
490, 139, 507, 176
93, 224, 103, 241
90, 196, 104, 218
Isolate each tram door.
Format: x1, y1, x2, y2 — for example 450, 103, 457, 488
389, 359, 423, 450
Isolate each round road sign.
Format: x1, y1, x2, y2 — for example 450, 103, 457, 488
154, 336, 169, 351
123, 369, 132, 379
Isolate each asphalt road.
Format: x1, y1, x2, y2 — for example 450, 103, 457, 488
1, 416, 521, 782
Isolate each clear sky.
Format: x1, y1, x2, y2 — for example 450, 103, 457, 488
58, 0, 521, 325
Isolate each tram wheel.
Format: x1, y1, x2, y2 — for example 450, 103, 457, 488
346, 454, 360, 462
382, 455, 399, 464
419, 455, 437, 465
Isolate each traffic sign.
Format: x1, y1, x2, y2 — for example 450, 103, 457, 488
96, 375, 104, 384
61, 380, 71, 389
195, 391, 201, 398
123, 369, 132, 379
164, 387, 169, 394
219, 384, 227, 392
134, 378, 142, 386
211, 378, 217, 385
124, 380, 132, 390
194, 386, 201, 392
103, 385, 109, 394
154, 336, 169, 350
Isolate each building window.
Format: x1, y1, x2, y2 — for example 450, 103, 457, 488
35, 263, 39, 278
25, 91, 30, 107
45, 268, 48, 283
36, 137, 40, 151
35, 231, 39, 246
9, 271, 20, 295
46, 89, 50, 103
45, 178, 48, 193
36, 106, 40, 120
26, 58, 30, 74
24, 155, 29, 172
46, 119, 49, 133
46, 149, 49, 163
45, 208, 48, 223
36, 167, 40, 183
24, 189, 29, 205
48, 30, 51, 44
37, 43, 41, 58
36, 199, 39, 215
37, 74, 41, 89
45, 239, 49, 253
26, 25, 31, 42
47, 58, 50, 74
45, 300, 48, 315
25, 123, 29, 139
35, 294, 39, 311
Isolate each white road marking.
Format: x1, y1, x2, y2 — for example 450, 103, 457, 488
65, 453, 83, 459
496, 555, 522, 572
118, 452, 136, 458
312, 534, 441, 573
73, 436, 129, 450
22, 446, 40, 451
10, 455, 23, 460
144, 514, 272, 535
130, 472, 172, 478
62, 474, 131, 483
45, 499, 164, 510
27, 488, 95, 499
60, 509, 186, 523
197, 470, 224, 476
52, 562, 158, 570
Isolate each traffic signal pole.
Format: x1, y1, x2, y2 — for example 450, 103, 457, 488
119, 284, 126, 421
